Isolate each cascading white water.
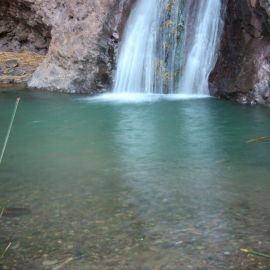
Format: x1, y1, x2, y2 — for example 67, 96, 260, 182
113, 0, 159, 93
113, 0, 223, 95
113, 0, 185, 94
179, 0, 223, 95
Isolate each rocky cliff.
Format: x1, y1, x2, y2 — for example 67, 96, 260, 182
1, 0, 270, 105
210, 0, 270, 106
0, 0, 135, 93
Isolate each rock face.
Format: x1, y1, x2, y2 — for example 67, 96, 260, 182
210, 0, 270, 106
30, 0, 135, 93
0, 0, 52, 54
0, 0, 135, 93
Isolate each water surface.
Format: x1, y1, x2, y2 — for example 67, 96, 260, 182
0, 89, 270, 269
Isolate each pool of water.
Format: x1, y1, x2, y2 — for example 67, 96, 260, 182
0, 88, 270, 269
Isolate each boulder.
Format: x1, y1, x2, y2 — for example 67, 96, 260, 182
0, 0, 135, 93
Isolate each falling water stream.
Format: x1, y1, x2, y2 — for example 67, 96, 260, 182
113, 0, 223, 95
114, 0, 185, 94
180, 0, 223, 94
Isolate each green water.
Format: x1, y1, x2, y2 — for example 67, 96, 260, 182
0, 89, 270, 269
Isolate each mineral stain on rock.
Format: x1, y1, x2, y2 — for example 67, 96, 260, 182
0, 51, 45, 84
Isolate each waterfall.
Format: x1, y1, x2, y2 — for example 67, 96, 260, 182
179, 0, 223, 95
113, 0, 157, 93
113, 0, 185, 94
113, 0, 223, 95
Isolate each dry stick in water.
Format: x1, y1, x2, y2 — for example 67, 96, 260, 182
1, 242, 12, 259
246, 136, 270, 144
0, 208, 4, 218
241, 249, 270, 260
0, 99, 19, 259
52, 257, 74, 270
0, 98, 20, 166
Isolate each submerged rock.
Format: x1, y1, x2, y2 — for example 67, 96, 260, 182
1, 207, 31, 217
5, 59, 18, 68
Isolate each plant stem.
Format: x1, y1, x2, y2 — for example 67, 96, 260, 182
0, 98, 20, 166
241, 249, 270, 260
1, 242, 11, 259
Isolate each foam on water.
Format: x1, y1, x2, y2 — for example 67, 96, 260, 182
82, 93, 210, 104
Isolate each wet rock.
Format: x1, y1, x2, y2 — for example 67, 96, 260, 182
161, 242, 176, 249
5, 59, 18, 68
1, 208, 31, 217
210, 0, 270, 107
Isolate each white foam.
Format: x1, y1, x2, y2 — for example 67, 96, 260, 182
82, 93, 211, 104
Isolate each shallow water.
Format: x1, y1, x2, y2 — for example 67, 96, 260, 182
0, 89, 270, 269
